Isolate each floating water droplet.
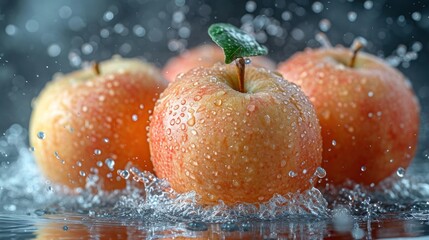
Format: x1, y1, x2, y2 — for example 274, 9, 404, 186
363, 0, 373, 10
37, 131, 46, 140
347, 11, 357, 22
105, 158, 115, 169
245, 1, 256, 12
315, 167, 326, 178
412, 12, 422, 21
397, 167, 405, 177
319, 19, 331, 32
312, 1, 324, 13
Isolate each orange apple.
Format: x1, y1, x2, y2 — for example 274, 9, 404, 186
277, 47, 420, 186
163, 44, 276, 82
149, 64, 322, 205
29, 57, 168, 190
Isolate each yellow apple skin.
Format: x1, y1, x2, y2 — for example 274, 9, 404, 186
163, 44, 276, 82
149, 64, 322, 205
277, 47, 420, 186
30, 57, 168, 190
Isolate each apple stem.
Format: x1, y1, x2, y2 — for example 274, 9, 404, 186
235, 57, 245, 93
349, 37, 367, 68
93, 62, 101, 75
315, 32, 332, 48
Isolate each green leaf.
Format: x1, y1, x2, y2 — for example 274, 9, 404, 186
208, 23, 268, 64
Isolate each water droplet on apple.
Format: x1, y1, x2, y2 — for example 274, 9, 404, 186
118, 169, 130, 179
332, 140, 337, 146
315, 167, 326, 178
214, 99, 222, 106
361, 166, 367, 172
247, 104, 255, 112
105, 158, 115, 169
79, 170, 86, 177
368, 91, 374, 97
397, 167, 405, 177
96, 161, 103, 167
103, 138, 109, 143
288, 171, 297, 177
37, 131, 46, 140
94, 149, 102, 155
131, 114, 138, 121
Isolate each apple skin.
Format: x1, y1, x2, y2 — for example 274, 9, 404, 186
29, 57, 169, 190
277, 47, 420, 186
149, 64, 322, 205
163, 44, 276, 82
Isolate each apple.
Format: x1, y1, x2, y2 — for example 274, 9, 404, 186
29, 57, 169, 190
277, 46, 420, 186
163, 44, 276, 82
149, 64, 322, 205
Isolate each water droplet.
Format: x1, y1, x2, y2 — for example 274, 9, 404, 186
103, 138, 109, 143
185, 221, 208, 231
94, 149, 102, 155
247, 104, 255, 112
288, 171, 297, 177
397, 167, 405, 177
315, 167, 326, 178
363, 0, 373, 10
332, 140, 337, 146
361, 166, 366, 172
79, 171, 86, 177
312, 1, 324, 13
221, 221, 239, 231
244, 58, 251, 64
245, 1, 257, 13
63, 225, 69, 231
37, 131, 46, 140
347, 11, 357, 22
132, 114, 138, 121
118, 170, 130, 179
105, 158, 115, 169
214, 99, 222, 106
368, 91, 374, 97
96, 161, 103, 167
319, 19, 331, 32
412, 12, 422, 21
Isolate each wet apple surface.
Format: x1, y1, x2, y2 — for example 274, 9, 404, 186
29, 57, 169, 190
278, 47, 420, 186
150, 64, 322, 205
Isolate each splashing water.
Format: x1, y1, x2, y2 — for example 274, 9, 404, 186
2, 123, 429, 229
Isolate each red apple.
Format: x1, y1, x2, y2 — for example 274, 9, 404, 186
30, 57, 168, 190
149, 64, 322, 205
163, 44, 276, 82
277, 47, 420, 186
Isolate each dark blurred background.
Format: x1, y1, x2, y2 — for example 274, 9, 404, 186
0, 0, 428, 160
